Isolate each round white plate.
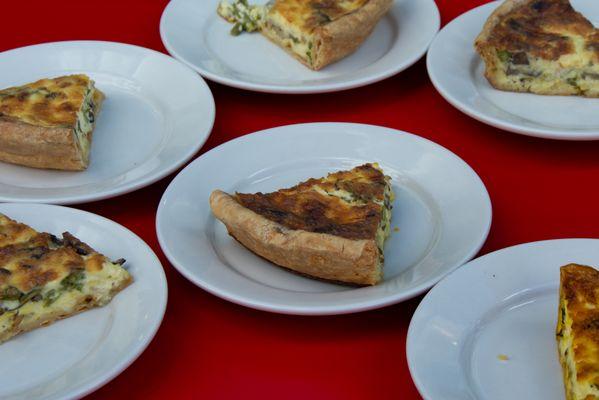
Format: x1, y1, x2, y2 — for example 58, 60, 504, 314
0, 203, 167, 400
427, 0, 599, 140
160, 0, 440, 93
156, 123, 492, 315
407, 239, 599, 400
0, 41, 215, 204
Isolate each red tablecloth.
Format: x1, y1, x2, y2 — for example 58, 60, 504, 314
2, 0, 599, 398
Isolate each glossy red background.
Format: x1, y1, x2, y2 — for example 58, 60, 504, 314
2, 0, 599, 399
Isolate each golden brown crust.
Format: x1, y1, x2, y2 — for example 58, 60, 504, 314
0, 88, 104, 170
559, 264, 599, 392
263, 0, 393, 70
210, 190, 382, 285
312, 0, 393, 70
0, 75, 93, 128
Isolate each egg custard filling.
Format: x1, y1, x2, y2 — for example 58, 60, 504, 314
557, 264, 599, 400
475, 0, 599, 97
0, 214, 131, 344
74, 84, 99, 163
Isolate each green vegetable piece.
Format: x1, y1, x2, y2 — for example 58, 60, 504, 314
497, 50, 512, 63
20, 288, 42, 305
231, 23, 244, 36
1, 286, 22, 301
61, 269, 86, 292
44, 289, 60, 307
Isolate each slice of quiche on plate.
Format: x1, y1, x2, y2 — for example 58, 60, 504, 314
0, 212, 131, 344
0, 74, 104, 170
217, 0, 394, 70
557, 263, 599, 400
210, 163, 394, 285
475, 0, 599, 97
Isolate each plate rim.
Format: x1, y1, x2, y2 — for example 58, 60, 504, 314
0, 202, 168, 400
406, 238, 599, 400
159, 0, 441, 94
427, 1, 599, 141
156, 122, 492, 315
0, 40, 216, 205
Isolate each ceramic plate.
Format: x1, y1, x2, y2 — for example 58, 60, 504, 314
160, 0, 440, 93
407, 239, 599, 400
0, 41, 215, 204
0, 203, 167, 400
156, 123, 491, 315
427, 0, 599, 140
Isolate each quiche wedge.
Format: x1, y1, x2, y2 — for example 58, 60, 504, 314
0, 74, 104, 170
217, 0, 393, 70
557, 264, 599, 400
209, 163, 394, 286
0, 213, 131, 344
475, 0, 599, 97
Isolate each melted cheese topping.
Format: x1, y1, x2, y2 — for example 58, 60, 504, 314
0, 75, 96, 128
265, 0, 368, 64
269, 0, 368, 33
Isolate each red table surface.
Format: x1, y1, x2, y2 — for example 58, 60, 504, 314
2, 0, 599, 399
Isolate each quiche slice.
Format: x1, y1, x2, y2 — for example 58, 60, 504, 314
0, 74, 104, 170
556, 264, 599, 399
217, 0, 393, 70
210, 163, 394, 285
0, 213, 131, 344
475, 0, 599, 97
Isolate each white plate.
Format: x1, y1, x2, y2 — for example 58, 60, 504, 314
156, 123, 492, 315
0, 41, 215, 204
159, 0, 440, 94
427, 0, 599, 140
0, 203, 167, 400
406, 239, 599, 400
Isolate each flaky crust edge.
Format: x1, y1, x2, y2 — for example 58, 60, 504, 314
261, 0, 393, 71
209, 190, 382, 285
0, 89, 105, 171
474, 0, 530, 89
313, 0, 393, 70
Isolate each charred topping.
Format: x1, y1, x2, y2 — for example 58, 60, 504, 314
234, 164, 388, 240
50, 234, 63, 246
62, 232, 95, 256
485, 0, 590, 60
